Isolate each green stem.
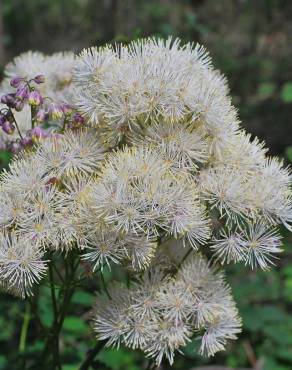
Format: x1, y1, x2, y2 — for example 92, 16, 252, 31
49, 262, 59, 319
100, 270, 111, 299
42, 254, 79, 368
49, 262, 62, 370
28, 295, 45, 331
19, 302, 31, 353
31, 106, 36, 128
53, 263, 65, 284
176, 247, 192, 271
145, 360, 156, 370
79, 341, 105, 370
61, 117, 68, 133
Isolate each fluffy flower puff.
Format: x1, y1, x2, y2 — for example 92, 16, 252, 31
210, 223, 283, 270
246, 158, 292, 229
239, 222, 283, 270
210, 229, 245, 265
0, 232, 47, 298
80, 226, 156, 271
130, 120, 209, 174
0, 156, 76, 249
92, 253, 241, 365
199, 165, 252, 222
33, 128, 106, 179
213, 130, 267, 174
73, 37, 238, 148
88, 146, 211, 247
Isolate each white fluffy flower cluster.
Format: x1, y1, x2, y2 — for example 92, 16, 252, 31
0, 37, 291, 365
93, 249, 241, 365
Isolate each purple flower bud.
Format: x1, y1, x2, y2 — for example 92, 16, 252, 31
1, 93, 16, 107
2, 121, 15, 135
35, 108, 47, 123
60, 103, 73, 115
28, 90, 43, 106
14, 100, 24, 112
10, 76, 23, 88
49, 103, 63, 120
45, 177, 59, 188
30, 127, 48, 141
8, 140, 22, 154
0, 113, 6, 125
0, 95, 8, 104
20, 135, 33, 147
72, 112, 85, 125
15, 85, 29, 100
34, 74, 45, 84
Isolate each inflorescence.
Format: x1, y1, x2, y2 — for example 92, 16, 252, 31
0, 38, 291, 365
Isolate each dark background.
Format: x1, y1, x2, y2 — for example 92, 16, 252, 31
0, 1, 291, 370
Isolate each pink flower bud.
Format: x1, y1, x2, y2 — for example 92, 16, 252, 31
10, 76, 23, 88
2, 121, 15, 135
1, 93, 16, 107
49, 103, 63, 120
20, 135, 33, 147
45, 177, 59, 188
35, 108, 47, 123
15, 100, 24, 112
30, 127, 48, 141
60, 103, 73, 115
8, 140, 22, 153
28, 90, 43, 106
34, 75, 45, 84
0, 113, 6, 125
72, 112, 85, 125
15, 85, 29, 100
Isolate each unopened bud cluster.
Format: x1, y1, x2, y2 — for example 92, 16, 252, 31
0, 39, 291, 366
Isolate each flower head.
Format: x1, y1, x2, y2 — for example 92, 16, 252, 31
0, 232, 47, 298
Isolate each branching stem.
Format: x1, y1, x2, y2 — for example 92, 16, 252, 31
42, 254, 79, 369
79, 341, 106, 370
19, 302, 31, 353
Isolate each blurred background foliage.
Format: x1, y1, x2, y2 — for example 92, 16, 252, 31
0, 1, 291, 369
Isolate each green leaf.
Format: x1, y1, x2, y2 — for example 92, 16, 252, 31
0, 356, 7, 369
71, 291, 94, 306
281, 82, 292, 103
26, 340, 44, 354
285, 147, 292, 163
257, 82, 275, 99
0, 316, 14, 340
284, 278, 292, 302
183, 338, 201, 358
63, 365, 78, 370
276, 348, 292, 361
0, 150, 12, 166
259, 306, 287, 322
263, 357, 291, 370
63, 316, 88, 334
263, 324, 292, 345
38, 286, 54, 327
98, 347, 139, 370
